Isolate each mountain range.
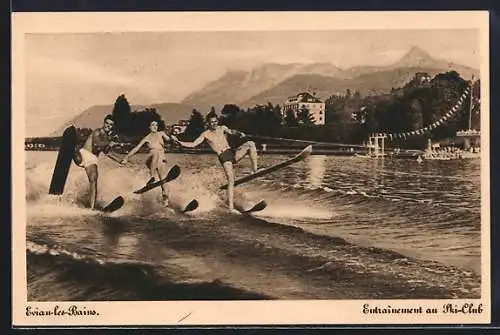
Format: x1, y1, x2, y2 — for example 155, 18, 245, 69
182, 47, 478, 111
49, 47, 478, 136
50, 103, 194, 136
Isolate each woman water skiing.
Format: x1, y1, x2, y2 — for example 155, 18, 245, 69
120, 119, 173, 206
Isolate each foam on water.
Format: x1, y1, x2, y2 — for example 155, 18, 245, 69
256, 204, 335, 220
27, 202, 98, 219
25, 153, 225, 218
24, 151, 482, 294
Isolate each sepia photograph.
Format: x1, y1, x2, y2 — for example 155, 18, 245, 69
12, 11, 490, 326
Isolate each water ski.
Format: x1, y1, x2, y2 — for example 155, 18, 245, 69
49, 125, 78, 195
237, 200, 267, 214
133, 165, 181, 194
105, 153, 124, 164
181, 199, 199, 213
101, 196, 124, 213
220, 145, 313, 190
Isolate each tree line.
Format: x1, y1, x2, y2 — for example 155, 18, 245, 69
179, 70, 479, 148
75, 95, 165, 144
76, 70, 480, 149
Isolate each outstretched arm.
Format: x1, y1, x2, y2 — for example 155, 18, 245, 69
121, 136, 148, 163
222, 126, 245, 137
172, 133, 206, 148
161, 131, 172, 142
103, 133, 121, 153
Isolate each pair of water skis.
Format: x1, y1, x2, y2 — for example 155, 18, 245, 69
49, 125, 313, 215
100, 164, 199, 214
48, 126, 197, 214
219, 144, 313, 214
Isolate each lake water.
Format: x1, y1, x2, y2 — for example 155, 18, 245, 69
25, 151, 482, 300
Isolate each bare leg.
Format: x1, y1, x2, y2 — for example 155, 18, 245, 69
222, 161, 235, 210
149, 153, 159, 179
158, 168, 168, 201
234, 141, 258, 173
146, 152, 169, 205
156, 158, 168, 205
84, 164, 98, 210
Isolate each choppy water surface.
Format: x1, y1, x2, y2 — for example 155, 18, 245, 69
25, 151, 482, 301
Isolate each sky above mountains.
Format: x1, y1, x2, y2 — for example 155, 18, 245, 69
25, 30, 480, 137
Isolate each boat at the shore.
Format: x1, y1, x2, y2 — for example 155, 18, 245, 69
418, 150, 480, 162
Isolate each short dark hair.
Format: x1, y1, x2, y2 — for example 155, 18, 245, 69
104, 114, 114, 123
206, 114, 218, 122
158, 119, 166, 131
150, 117, 166, 131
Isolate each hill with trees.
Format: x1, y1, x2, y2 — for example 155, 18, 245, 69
43, 67, 480, 153
178, 70, 480, 150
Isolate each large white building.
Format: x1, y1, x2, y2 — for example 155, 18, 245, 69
282, 92, 325, 125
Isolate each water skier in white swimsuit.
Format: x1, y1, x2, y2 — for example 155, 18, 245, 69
73, 114, 119, 210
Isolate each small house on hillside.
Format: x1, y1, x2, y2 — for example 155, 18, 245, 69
415, 72, 432, 83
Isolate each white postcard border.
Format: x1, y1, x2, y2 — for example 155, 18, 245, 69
12, 11, 491, 326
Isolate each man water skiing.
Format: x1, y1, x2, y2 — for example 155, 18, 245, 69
171, 115, 259, 213
73, 114, 119, 210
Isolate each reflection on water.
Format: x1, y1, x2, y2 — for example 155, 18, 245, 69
26, 152, 482, 274
285, 155, 481, 272
367, 157, 386, 192
307, 155, 326, 187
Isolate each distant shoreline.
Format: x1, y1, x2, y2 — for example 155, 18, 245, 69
24, 137, 422, 159
23, 146, 363, 156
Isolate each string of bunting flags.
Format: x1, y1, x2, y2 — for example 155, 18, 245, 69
370, 86, 472, 141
